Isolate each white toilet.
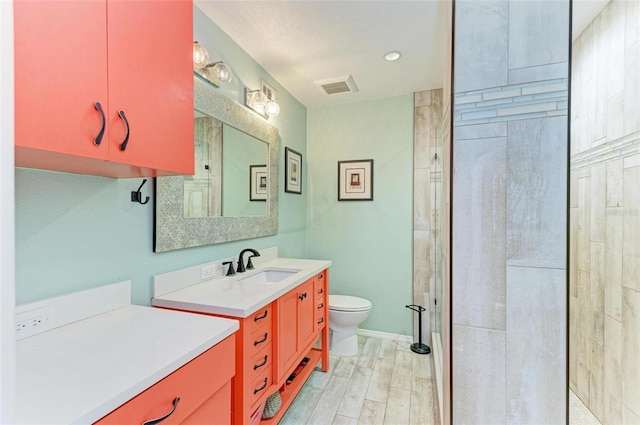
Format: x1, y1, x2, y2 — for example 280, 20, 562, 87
328, 295, 372, 356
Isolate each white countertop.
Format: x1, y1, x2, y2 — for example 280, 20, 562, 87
15, 304, 239, 424
152, 258, 332, 318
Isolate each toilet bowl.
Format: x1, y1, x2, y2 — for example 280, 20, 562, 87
328, 295, 372, 356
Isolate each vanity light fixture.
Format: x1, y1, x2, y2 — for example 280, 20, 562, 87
245, 81, 280, 118
383, 50, 402, 61
192, 41, 232, 87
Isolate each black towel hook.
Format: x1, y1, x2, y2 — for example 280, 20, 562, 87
131, 179, 150, 205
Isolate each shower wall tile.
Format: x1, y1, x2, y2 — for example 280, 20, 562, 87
505, 266, 566, 425
591, 164, 607, 243
605, 208, 623, 321
414, 105, 432, 169
414, 168, 431, 231
415, 91, 432, 108
578, 177, 592, 273
590, 339, 605, 421
606, 159, 624, 208
576, 270, 591, 403
455, 122, 507, 141
569, 295, 579, 389
506, 117, 567, 269
452, 137, 506, 329
508, 1, 569, 69
570, 170, 578, 208
622, 165, 640, 292
590, 242, 606, 346
413, 230, 430, 293
570, 208, 579, 298
604, 315, 623, 425
624, 0, 640, 135
622, 287, 640, 417
454, 0, 508, 93
607, 0, 626, 99
622, 403, 640, 425
452, 325, 506, 425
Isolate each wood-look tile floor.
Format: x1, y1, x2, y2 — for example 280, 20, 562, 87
280, 336, 439, 425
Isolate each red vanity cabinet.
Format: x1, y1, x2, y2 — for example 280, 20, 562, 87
14, 0, 194, 178
94, 334, 235, 425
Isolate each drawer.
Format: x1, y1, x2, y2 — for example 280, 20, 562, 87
314, 273, 326, 300
95, 334, 235, 425
246, 369, 272, 409
249, 321, 272, 354
248, 342, 272, 383
315, 307, 326, 331
246, 304, 272, 335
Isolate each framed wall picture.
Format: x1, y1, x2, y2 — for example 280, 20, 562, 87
250, 164, 268, 201
285, 147, 302, 194
338, 159, 373, 201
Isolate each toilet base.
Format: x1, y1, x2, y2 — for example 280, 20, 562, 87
330, 328, 359, 356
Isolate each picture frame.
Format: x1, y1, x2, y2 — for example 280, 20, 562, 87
285, 147, 303, 194
338, 159, 373, 201
250, 164, 268, 201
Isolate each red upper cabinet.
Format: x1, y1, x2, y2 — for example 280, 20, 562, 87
14, 0, 194, 178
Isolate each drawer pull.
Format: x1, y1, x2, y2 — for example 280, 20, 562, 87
253, 355, 268, 370
117, 110, 130, 151
254, 332, 268, 346
93, 102, 105, 146
299, 292, 308, 301
317, 303, 324, 310
317, 317, 324, 325
254, 310, 268, 322
318, 288, 324, 294
141, 397, 180, 425
318, 273, 323, 279
254, 378, 268, 394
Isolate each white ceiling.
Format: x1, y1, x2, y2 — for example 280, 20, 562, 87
197, 0, 608, 108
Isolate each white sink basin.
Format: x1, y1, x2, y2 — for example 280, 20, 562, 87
237, 268, 300, 284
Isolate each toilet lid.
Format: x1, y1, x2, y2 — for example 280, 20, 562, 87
329, 295, 372, 312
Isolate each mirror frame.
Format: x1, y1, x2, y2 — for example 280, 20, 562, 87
153, 76, 279, 252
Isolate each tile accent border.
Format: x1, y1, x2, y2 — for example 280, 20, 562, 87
571, 131, 640, 170
454, 78, 568, 126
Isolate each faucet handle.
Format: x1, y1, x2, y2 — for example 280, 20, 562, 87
222, 261, 236, 276
246, 255, 258, 270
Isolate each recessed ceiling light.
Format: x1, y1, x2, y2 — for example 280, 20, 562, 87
383, 51, 402, 61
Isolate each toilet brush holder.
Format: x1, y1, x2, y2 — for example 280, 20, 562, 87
405, 304, 431, 355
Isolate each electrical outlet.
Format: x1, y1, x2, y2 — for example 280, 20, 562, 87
201, 264, 216, 280
16, 306, 52, 340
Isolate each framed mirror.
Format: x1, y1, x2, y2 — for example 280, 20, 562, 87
154, 75, 279, 252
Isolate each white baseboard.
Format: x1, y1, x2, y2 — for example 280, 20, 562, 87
432, 331, 443, 425
357, 328, 413, 344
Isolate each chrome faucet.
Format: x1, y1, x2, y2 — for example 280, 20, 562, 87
237, 248, 260, 273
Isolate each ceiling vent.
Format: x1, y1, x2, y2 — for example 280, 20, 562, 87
314, 75, 359, 96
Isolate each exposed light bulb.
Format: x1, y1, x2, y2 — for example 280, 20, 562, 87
193, 42, 209, 69
250, 90, 268, 108
265, 101, 280, 117
211, 62, 231, 82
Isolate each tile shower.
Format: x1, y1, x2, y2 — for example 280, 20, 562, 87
569, 0, 640, 423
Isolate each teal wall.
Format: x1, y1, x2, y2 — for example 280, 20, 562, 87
306, 96, 414, 336
15, 7, 415, 338
14, 7, 309, 305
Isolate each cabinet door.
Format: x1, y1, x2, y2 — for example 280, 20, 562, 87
276, 290, 299, 382
106, 0, 193, 175
14, 0, 110, 166
297, 280, 316, 350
